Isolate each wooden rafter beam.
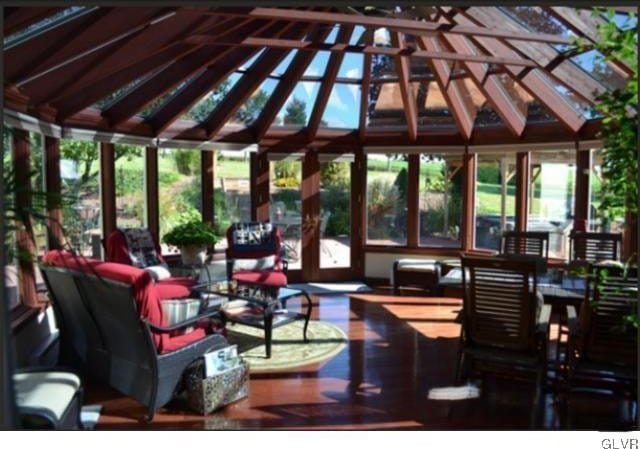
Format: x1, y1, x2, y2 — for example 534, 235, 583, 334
459, 7, 607, 107
101, 20, 280, 127
37, 15, 240, 107
449, 10, 587, 133
417, 36, 476, 140
440, 32, 527, 137
148, 48, 259, 135
188, 35, 540, 68
200, 22, 314, 138
248, 7, 573, 45
306, 24, 354, 141
12, 8, 177, 88
251, 26, 333, 142
547, 6, 633, 77
358, 31, 373, 142
390, 31, 418, 141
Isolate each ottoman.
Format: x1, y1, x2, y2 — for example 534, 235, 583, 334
392, 258, 441, 295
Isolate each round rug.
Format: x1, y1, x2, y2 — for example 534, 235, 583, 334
225, 320, 347, 372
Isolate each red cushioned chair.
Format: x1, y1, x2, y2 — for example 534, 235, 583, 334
105, 228, 165, 268
225, 222, 288, 287
41, 250, 227, 421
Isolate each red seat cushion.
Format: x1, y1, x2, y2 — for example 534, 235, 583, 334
155, 277, 197, 300
42, 250, 205, 354
232, 270, 288, 287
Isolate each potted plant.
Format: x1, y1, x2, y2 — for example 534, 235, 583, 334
162, 220, 219, 266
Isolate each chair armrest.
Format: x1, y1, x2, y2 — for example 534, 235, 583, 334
144, 309, 220, 334
565, 305, 579, 337
536, 304, 552, 335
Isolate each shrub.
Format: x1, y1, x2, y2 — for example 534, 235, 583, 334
173, 150, 200, 175
162, 216, 218, 247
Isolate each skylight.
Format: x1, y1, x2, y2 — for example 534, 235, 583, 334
337, 53, 364, 79
271, 50, 298, 77
304, 52, 331, 77
273, 81, 321, 127
181, 73, 242, 122
320, 83, 361, 128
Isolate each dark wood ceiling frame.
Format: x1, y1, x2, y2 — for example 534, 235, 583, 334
547, 7, 633, 77
4, 6, 66, 35
5, 7, 111, 82
460, 7, 606, 107
200, 22, 315, 138
448, 11, 587, 133
418, 36, 476, 141
357, 30, 374, 142
440, 33, 527, 137
390, 31, 418, 142
101, 19, 280, 127
306, 24, 354, 141
199, 36, 541, 68
251, 26, 333, 142
37, 14, 235, 107
148, 48, 258, 135
13, 8, 175, 88
248, 7, 573, 45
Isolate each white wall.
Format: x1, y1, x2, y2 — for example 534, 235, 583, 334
364, 252, 452, 280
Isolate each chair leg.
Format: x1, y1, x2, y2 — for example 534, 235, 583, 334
530, 372, 543, 429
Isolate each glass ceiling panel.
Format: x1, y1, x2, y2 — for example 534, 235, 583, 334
417, 82, 457, 128
367, 82, 407, 128
337, 52, 364, 79
569, 50, 628, 91
223, 80, 274, 127
320, 83, 361, 128
349, 25, 367, 45
323, 25, 339, 44
612, 11, 637, 30
271, 50, 298, 77
181, 72, 242, 122
500, 6, 577, 52
272, 81, 321, 127
92, 62, 172, 111
526, 100, 559, 124
239, 49, 267, 71
304, 51, 331, 77
537, 71, 600, 119
474, 105, 504, 127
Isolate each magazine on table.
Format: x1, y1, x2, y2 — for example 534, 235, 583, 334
204, 345, 240, 377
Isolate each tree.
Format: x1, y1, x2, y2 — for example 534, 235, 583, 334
236, 89, 270, 124
283, 97, 307, 125
185, 79, 231, 122
60, 140, 141, 186
577, 10, 638, 223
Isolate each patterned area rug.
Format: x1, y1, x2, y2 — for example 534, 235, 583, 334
225, 320, 347, 372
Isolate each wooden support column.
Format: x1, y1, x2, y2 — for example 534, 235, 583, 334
251, 151, 270, 222
145, 146, 159, 238
500, 157, 508, 233
515, 152, 530, 232
352, 148, 365, 277
302, 150, 320, 281
44, 136, 64, 249
12, 128, 37, 307
461, 150, 476, 251
100, 142, 116, 242
201, 150, 214, 226
407, 154, 419, 247
574, 146, 590, 232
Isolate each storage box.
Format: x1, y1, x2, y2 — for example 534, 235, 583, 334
184, 357, 249, 415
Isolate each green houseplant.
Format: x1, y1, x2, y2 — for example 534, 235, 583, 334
162, 219, 218, 266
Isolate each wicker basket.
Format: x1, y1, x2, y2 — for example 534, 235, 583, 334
184, 358, 249, 415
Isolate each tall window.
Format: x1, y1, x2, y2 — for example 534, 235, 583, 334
269, 156, 302, 269
474, 154, 516, 251
115, 144, 146, 229
419, 153, 463, 247
320, 158, 352, 268
213, 150, 251, 250
59, 139, 101, 257
528, 149, 575, 259
158, 148, 202, 253
366, 154, 408, 246
4, 127, 20, 310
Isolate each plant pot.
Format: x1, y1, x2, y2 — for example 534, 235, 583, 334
180, 244, 207, 266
